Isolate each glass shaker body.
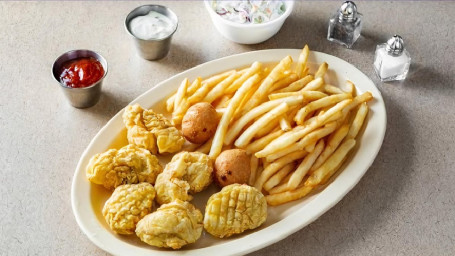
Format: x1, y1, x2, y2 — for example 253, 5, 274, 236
327, 13, 363, 48
374, 44, 411, 82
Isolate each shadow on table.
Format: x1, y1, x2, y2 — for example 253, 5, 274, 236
79, 90, 130, 119
156, 43, 205, 71
250, 95, 415, 255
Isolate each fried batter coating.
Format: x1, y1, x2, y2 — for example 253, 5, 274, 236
204, 184, 267, 238
86, 144, 163, 190
102, 183, 156, 235
143, 109, 185, 154
122, 104, 157, 154
155, 151, 213, 205
135, 200, 203, 249
122, 104, 185, 154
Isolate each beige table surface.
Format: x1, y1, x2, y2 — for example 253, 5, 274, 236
1, 1, 454, 255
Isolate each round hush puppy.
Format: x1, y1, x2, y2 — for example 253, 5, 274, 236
214, 149, 251, 187
182, 103, 218, 144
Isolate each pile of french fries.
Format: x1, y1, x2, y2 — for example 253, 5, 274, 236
166, 45, 373, 206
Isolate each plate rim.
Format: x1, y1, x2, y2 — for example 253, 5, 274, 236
71, 49, 387, 256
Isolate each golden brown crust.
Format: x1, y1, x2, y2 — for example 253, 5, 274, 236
155, 151, 213, 204
86, 144, 163, 190
204, 184, 267, 238
214, 149, 251, 187
102, 183, 155, 235
181, 103, 218, 144
135, 200, 203, 249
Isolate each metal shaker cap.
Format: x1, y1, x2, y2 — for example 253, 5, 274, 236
339, 1, 357, 22
386, 35, 405, 56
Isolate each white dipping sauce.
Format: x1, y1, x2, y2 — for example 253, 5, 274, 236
129, 11, 175, 40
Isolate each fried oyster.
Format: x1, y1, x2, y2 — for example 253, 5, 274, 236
102, 183, 156, 235
86, 144, 163, 190
122, 104, 185, 154
155, 151, 213, 205
135, 200, 203, 249
204, 184, 267, 238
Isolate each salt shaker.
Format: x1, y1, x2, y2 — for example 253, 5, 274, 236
327, 1, 363, 48
374, 35, 411, 82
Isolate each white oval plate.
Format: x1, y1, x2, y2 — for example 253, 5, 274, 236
72, 49, 386, 256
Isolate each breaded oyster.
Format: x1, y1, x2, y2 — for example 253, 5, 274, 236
102, 183, 155, 234
135, 200, 203, 249
122, 104, 157, 154
86, 144, 162, 190
204, 184, 267, 238
155, 151, 213, 205
122, 104, 185, 154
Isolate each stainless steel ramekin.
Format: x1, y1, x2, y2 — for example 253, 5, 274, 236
52, 49, 108, 108
125, 5, 178, 60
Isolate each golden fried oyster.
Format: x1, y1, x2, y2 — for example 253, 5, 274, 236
143, 109, 185, 154
204, 184, 267, 238
122, 104, 157, 154
135, 200, 203, 249
155, 151, 213, 205
102, 183, 156, 235
86, 144, 163, 190
122, 104, 185, 154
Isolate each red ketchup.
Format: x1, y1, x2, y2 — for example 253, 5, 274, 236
59, 57, 104, 88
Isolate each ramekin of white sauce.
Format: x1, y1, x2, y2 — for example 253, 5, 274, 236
129, 11, 176, 40
125, 5, 178, 60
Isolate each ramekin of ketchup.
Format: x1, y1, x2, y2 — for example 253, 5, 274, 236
52, 49, 108, 108
60, 57, 105, 88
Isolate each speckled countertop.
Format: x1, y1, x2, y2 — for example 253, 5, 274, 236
1, 1, 454, 255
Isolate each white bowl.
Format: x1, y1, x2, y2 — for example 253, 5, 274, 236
204, 1, 294, 44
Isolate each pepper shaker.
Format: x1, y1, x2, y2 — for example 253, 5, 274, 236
374, 35, 411, 82
327, 1, 363, 48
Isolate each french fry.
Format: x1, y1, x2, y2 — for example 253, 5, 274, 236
202, 71, 241, 103
315, 62, 328, 78
270, 73, 299, 92
195, 138, 213, 154
301, 77, 324, 91
249, 155, 259, 186
255, 99, 351, 158
225, 62, 263, 94
232, 78, 261, 120
310, 123, 350, 173
215, 108, 226, 119
255, 150, 307, 190
268, 90, 327, 101
305, 139, 356, 187
276, 75, 313, 93
345, 80, 356, 97
346, 102, 369, 140
235, 102, 290, 148
295, 45, 309, 78
224, 95, 303, 145
279, 115, 292, 131
188, 70, 236, 104
295, 93, 352, 125
209, 74, 261, 158
173, 78, 189, 113
255, 118, 280, 139
245, 129, 284, 154
268, 171, 294, 194
187, 77, 202, 95
304, 140, 317, 152
287, 140, 325, 190
240, 56, 293, 115
166, 94, 176, 112
266, 184, 313, 206
263, 162, 296, 191
213, 95, 231, 109
323, 84, 345, 94
265, 122, 337, 162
